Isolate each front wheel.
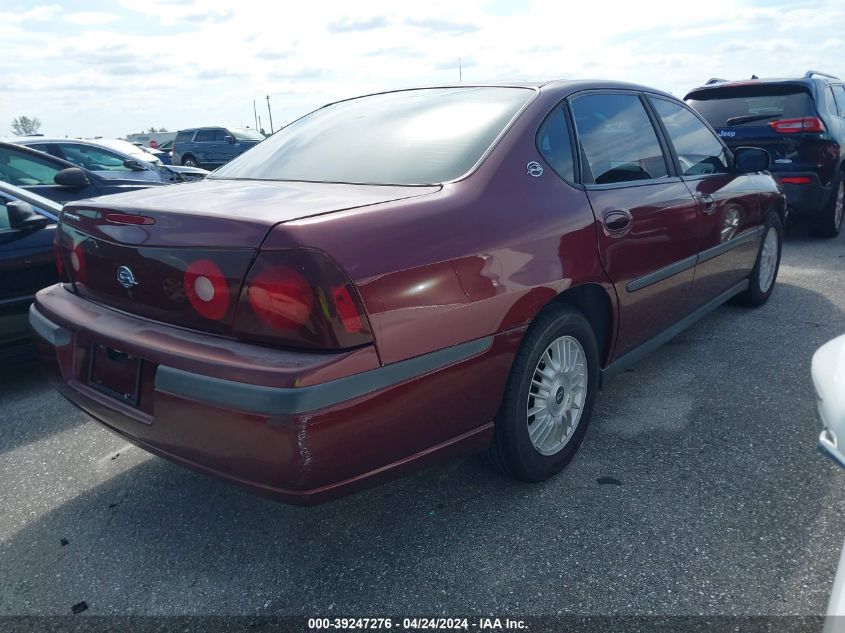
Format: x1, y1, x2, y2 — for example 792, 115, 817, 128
486, 306, 599, 482
735, 211, 783, 307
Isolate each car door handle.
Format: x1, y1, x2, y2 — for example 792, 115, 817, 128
602, 209, 633, 236
696, 193, 716, 214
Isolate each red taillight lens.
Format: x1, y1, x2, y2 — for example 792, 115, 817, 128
184, 259, 230, 320
247, 265, 314, 330
780, 176, 812, 184
53, 234, 66, 280
68, 243, 87, 284
234, 250, 373, 350
769, 117, 826, 134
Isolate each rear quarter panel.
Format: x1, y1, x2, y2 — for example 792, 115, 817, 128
263, 90, 615, 365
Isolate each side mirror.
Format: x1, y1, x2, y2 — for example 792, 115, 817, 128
7, 200, 49, 231
54, 167, 90, 188
734, 147, 770, 174
224, 135, 234, 144
123, 159, 148, 171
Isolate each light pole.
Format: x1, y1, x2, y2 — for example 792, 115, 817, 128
253, 99, 258, 130
266, 95, 274, 134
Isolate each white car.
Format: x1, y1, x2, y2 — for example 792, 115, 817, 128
813, 334, 845, 631
8, 137, 207, 184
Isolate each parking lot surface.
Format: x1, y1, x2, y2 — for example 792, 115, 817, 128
1, 222, 844, 617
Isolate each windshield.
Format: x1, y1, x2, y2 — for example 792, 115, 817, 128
212, 87, 534, 185
230, 128, 265, 141
686, 85, 815, 128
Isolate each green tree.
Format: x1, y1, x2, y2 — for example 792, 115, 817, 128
11, 115, 41, 135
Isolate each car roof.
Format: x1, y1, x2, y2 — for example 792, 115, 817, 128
319, 80, 678, 109
684, 75, 840, 99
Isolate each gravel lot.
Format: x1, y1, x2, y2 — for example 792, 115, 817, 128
1, 221, 844, 618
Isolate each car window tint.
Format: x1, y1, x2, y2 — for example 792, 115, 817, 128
213, 129, 228, 142
0, 147, 62, 186
833, 86, 845, 118
58, 144, 131, 172
536, 106, 575, 182
686, 86, 815, 127
570, 93, 669, 184
0, 198, 9, 230
195, 129, 216, 142
825, 87, 840, 117
175, 131, 193, 143
649, 97, 730, 176
212, 87, 534, 185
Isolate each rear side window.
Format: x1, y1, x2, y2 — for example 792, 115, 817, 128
570, 93, 669, 185
175, 131, 193, 143
649, 97, 730, 176
536, 106, 575, 182
686, 85, 816, 128
833, 86, 845, 118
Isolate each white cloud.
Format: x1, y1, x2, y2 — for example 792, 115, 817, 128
64, 12, 120, 26
1, 0, 843, 138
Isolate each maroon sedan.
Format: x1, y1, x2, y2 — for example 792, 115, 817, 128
31, 81, 785, 504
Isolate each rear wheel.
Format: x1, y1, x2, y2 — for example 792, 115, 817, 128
182, 155, 200, 168
736, 211, 783, 307
811, 174, 844, 238
486, 306, 599, 482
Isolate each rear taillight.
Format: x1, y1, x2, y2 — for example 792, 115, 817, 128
52, 234, 67, 280
769, 116, 826, 134
67, 242, 87, 284
780, 176, 812, 184
184, 259, 230, 320
233, 250, 373, 350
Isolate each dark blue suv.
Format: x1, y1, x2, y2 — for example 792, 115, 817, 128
686, 71, 845, 237
172, 127, 264, 170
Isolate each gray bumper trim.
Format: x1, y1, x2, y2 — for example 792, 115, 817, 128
29, 305, 71, 347
154, 336, 493, 415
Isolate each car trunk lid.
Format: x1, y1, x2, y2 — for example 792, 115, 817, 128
57, 179, 439, 333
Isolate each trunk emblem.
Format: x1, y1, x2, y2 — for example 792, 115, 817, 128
117, 266, 139, 289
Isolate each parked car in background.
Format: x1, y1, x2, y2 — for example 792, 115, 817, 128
32, 81, 784, 505
0, 141, 163, 203
11, 137, 208, 184
142, 140, 173, 165
0, 182, 60, 359
172, 127, 264, 169
813, 334, 845, 631
686, 71, 845, 236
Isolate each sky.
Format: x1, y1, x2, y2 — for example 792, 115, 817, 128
1, 0, 843, 139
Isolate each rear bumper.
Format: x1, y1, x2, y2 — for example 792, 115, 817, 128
776, 172, 829, 216
31, 284, 517, 505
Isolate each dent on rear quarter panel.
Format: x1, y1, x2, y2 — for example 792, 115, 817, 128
261, 88, 613, 366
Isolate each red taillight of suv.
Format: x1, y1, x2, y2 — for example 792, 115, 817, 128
233, 250, 373, 350
768, 116, 826, 134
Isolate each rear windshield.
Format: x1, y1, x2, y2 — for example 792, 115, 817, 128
212, 87, 534, 185
686, 85, 815, 127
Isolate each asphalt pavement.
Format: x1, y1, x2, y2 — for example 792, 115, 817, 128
1, 220, 844, 618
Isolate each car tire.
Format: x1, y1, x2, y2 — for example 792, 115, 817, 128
735, 211, 783, 307
811, 173, 844, 238
486, 305, 599, 482
182, 156, 200, 168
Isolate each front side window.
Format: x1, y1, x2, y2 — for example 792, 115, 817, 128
649, 97, 730, 176
212, 87, 535, 185
0, 147, 62, 186
570, 93, 669, 184
194, 129, 218, 143
230, 128, 264, 141
57, 144, 132, 172
536, 106, 575, 182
